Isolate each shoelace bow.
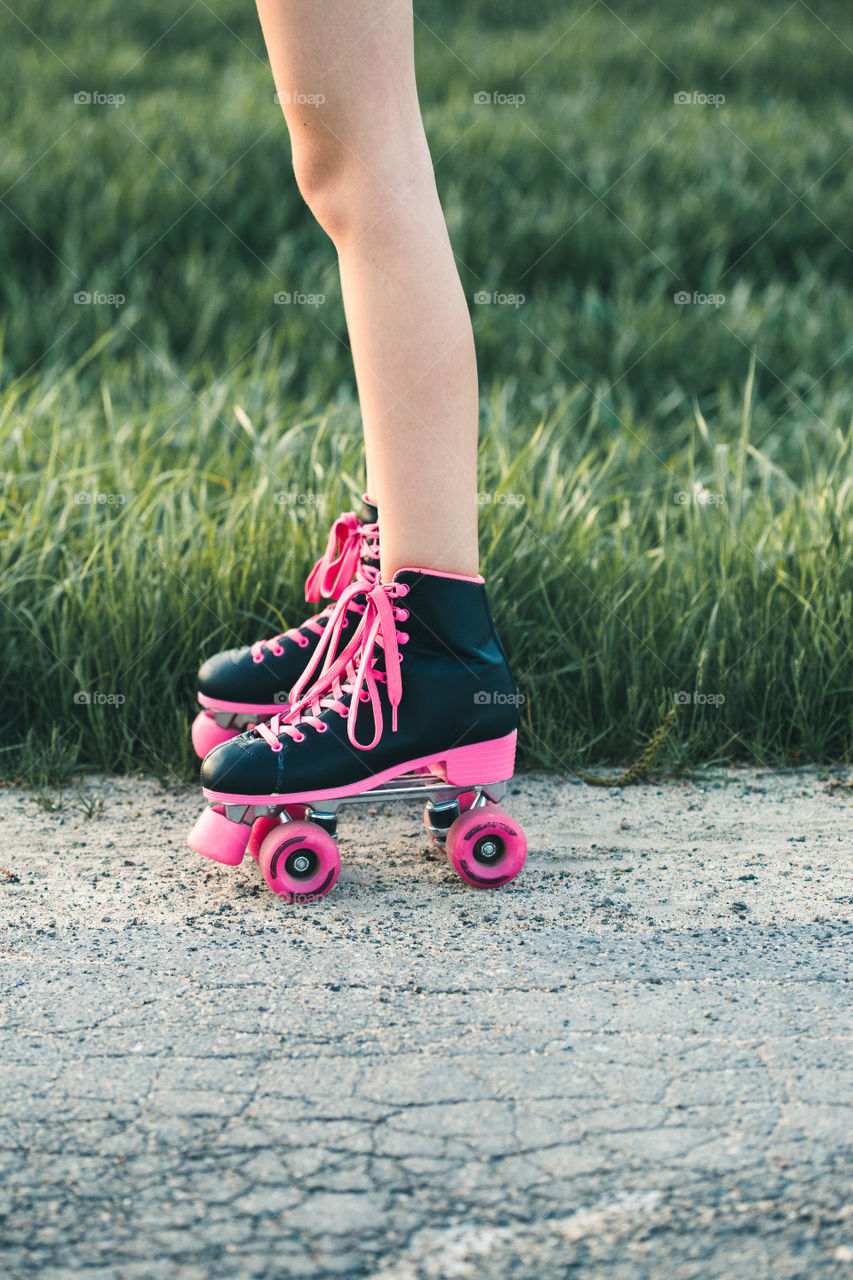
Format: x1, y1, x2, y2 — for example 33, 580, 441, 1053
304, 511, 379, 602
250, 512, 380, 662
256, 578, 409, 753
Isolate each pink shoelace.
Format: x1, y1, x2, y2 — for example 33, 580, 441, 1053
249, 511, 380, 663
304, 511, 379, 602
256, 578, 410, 753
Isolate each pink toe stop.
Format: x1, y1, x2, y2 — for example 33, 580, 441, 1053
188, 804, 250, 866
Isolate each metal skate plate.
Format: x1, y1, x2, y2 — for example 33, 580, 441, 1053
224, 773, 505, 826
213, 710, 257, 731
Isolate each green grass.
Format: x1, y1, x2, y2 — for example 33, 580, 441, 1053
2, 0, 853, 784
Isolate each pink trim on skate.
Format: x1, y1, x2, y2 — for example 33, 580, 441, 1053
393, 566, 485, 584
202, 730, 517, 805
197, 692, 287, 714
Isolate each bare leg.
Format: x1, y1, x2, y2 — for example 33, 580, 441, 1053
255, 0, 479, 579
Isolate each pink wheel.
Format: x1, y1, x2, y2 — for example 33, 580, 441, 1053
423, 791, 476, 845
191, 709, 240, 759
187, 804, 251, 866
445, 806, 527, 888
258, 820, 341, 902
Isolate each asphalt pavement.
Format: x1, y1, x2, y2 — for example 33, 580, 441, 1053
1, 766, 851, 1278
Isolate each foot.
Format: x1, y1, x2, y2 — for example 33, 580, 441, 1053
191, 497, 379, 756
199, 567, 519, 803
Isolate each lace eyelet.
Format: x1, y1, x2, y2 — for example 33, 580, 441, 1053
394, 608, 409, 621
252, 654, 263, 664
271, 644, 284, 657
359, 690, 370, 702
292, 730, 305, 743
315, 721, 328, 733
396, 632, 409, 643
296, 635, 309, 648
270, 741, 283, 753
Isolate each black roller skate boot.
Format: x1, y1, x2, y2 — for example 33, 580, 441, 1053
189, 567, 527, 897
191, 497, 379, 757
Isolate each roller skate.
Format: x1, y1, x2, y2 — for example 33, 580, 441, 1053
190, 498, 379, 757
188, 567, 527, 899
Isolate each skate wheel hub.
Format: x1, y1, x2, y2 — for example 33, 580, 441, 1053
286, 850, 316, 878
473, 838, 499, 862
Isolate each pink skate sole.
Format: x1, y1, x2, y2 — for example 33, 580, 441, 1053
198, 692, 287, 715
202, 730, 517, 806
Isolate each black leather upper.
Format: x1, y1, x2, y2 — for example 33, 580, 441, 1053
196, 609, 337, 705
200, 570, 518, 797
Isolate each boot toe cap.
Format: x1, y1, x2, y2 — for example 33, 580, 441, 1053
200, 732, 279, 796
197, 648, 246, 700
